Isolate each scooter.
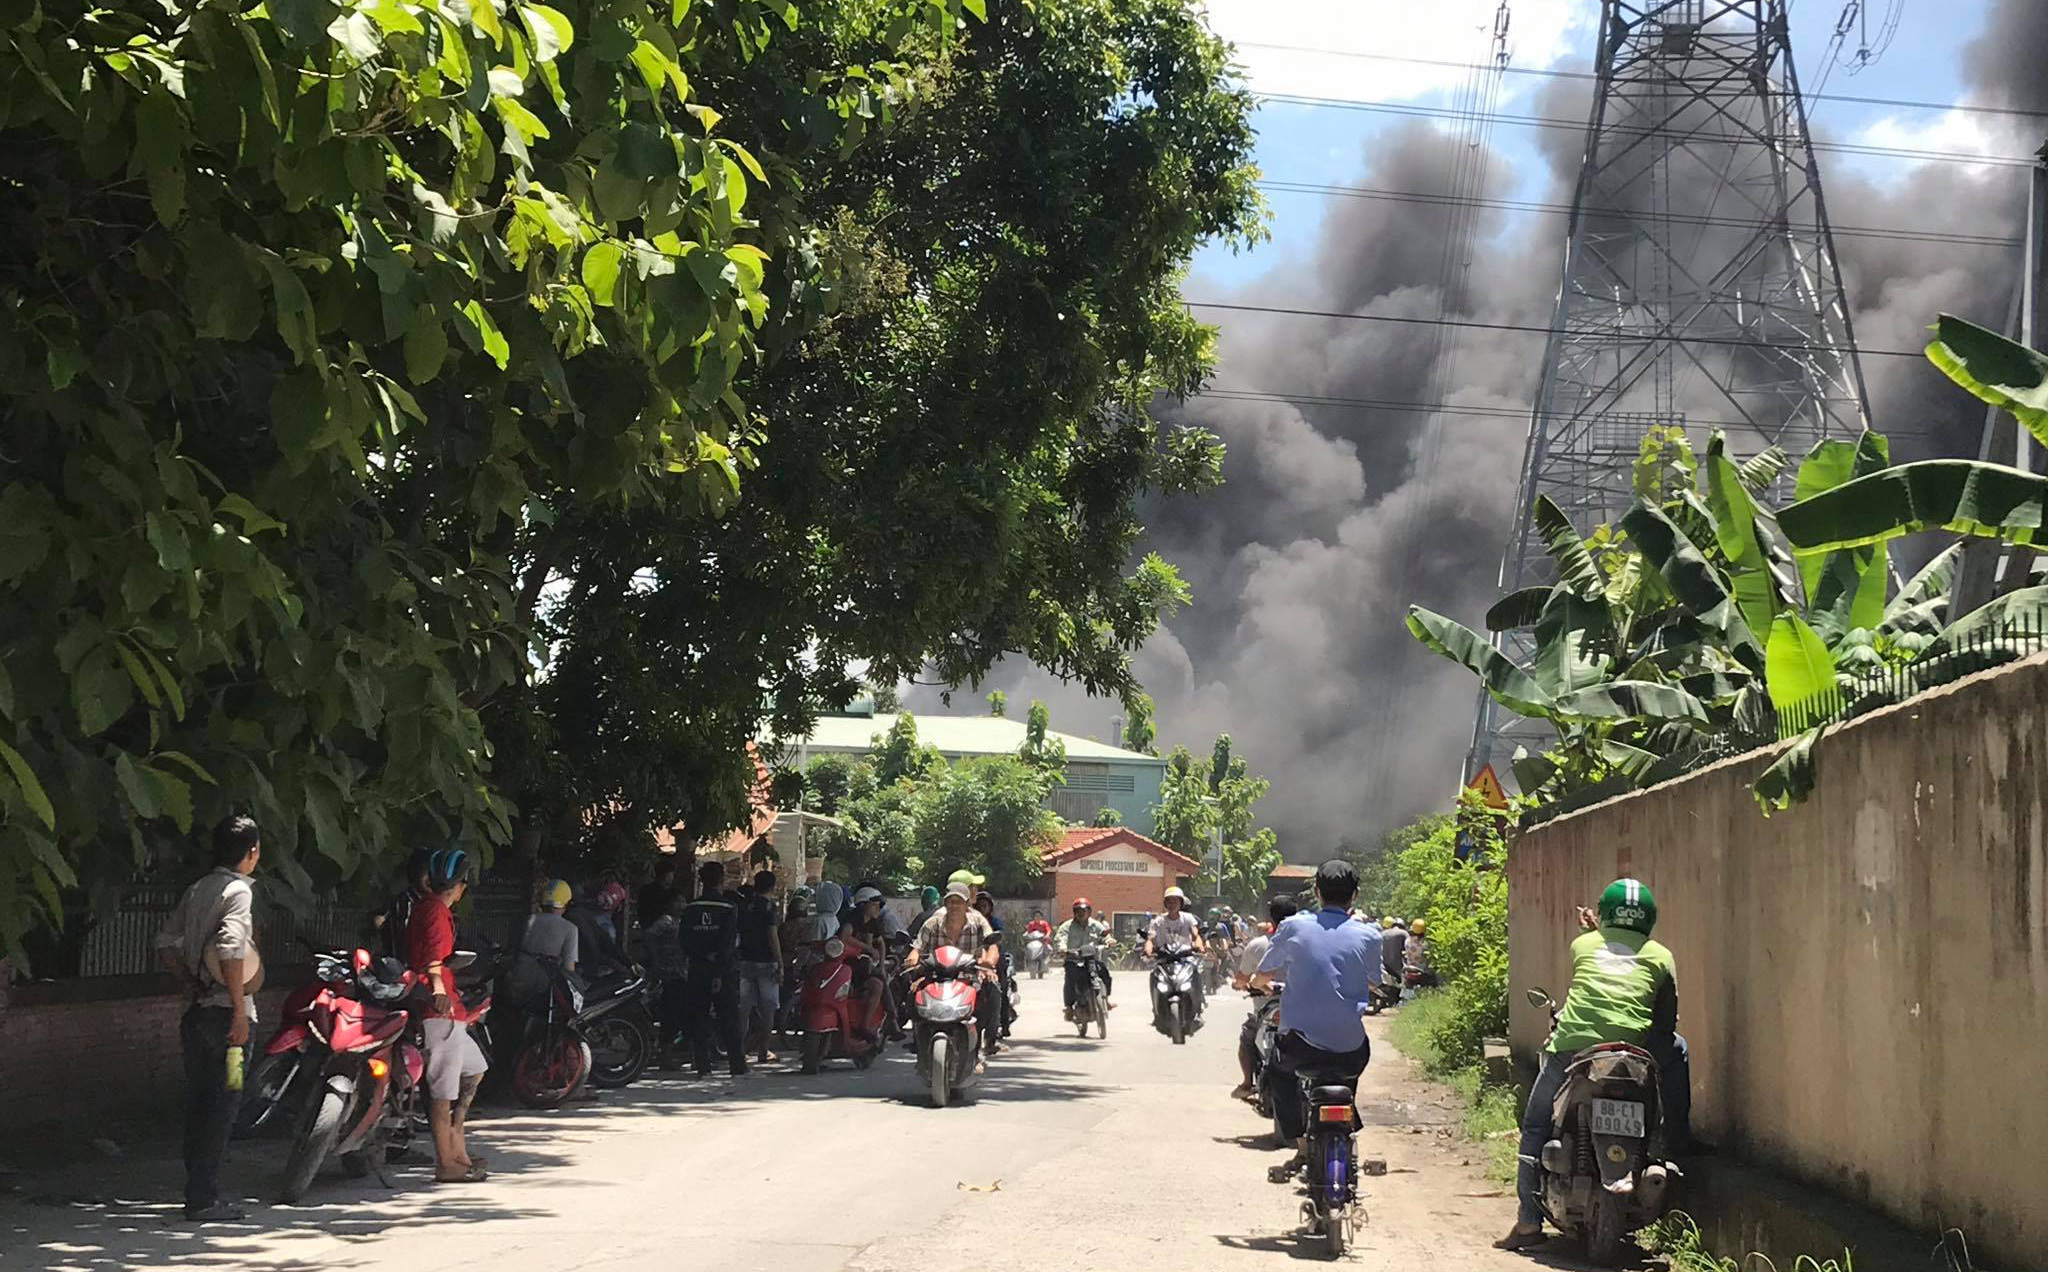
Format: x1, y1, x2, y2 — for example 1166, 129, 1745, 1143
1524, 988, 1675, 1266
797, 936, 886, 1073
277, 950, 426, 1203
1150, 944, 1203, 1044
1023, 933, 1050, 979
236, 945, 356, 1139
1363, 979, 1402, 1015
912, 941, 987, 1108
1066, 952, 1109, 1039
579, 966, 655, 1089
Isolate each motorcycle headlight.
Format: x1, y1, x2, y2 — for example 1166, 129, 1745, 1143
920, 997, 973, 1023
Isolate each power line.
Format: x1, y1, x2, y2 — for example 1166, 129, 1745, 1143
1254, 91, 2040, 168
1182, 300, 1933, 358
1232, 40, 2048, 121
1255, 179, 2023, 248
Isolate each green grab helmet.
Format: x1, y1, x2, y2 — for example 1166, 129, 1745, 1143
1208, 907, 1222, 919
1598, 878, 1657, 934
920, 885, 941, 907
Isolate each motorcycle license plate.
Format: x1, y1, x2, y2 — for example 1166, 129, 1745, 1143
1589, 1098, 1645, 1138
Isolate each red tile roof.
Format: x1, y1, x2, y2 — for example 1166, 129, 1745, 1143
1045, 826, 1201, 874
1268, 863, 1317, 879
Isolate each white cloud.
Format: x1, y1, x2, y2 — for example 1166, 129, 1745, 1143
1200, 0, 1587, 101
1854, 109, 2007, 166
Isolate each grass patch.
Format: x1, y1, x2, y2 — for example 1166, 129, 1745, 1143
1386, 991, 1520, 1183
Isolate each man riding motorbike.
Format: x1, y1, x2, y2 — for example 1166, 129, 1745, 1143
1250, 861, 1379, 1174
1496, 878, 1694, 1252
1231, 896, 1296, 1101
906, 883, 1002, 1064
1055, 898, 1113, 1019
971, 891, 1018, 1039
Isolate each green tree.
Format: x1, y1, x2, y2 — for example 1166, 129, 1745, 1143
801, 754, 856, 817
1091, 807, 1123, 827
480, 0, 1262, 877
872, 714, 939, 789
1150, 746, 1215, 860
1018, 700, 1067, 783
1150, 733, 1276, 900
867, 679, 902, 714
909, 756, 1056, 895
987, 691, 1008, 719
1122, 692, 1158, 755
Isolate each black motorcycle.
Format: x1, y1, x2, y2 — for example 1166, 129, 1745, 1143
1291, 1064, 1363, 1256
1149, 945, 1203, 1044
581, 968, 654, 1089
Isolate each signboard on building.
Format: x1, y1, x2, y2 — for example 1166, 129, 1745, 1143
1072, 842, 1165, 877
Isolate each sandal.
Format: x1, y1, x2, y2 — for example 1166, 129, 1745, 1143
434, 1162, 490, 1184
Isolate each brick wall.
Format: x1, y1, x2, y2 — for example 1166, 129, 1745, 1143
0, 977, 291, 1136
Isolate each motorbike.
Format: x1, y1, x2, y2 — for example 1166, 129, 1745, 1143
277, 950, 426, 1203
1524, 988, 1675, 1265
912, 941, 987, 1108
797, 936, 886, 1073
1246, 987, 1285, 1142
580, 967, 655, 1089
1363, 979, 1402, 1015
1150, 944, 1203, 1044
1290, 1063, 1364, 1256
1023, 933, 1050, 979
235, 945, 356, 1139
1067, 951, 1109, 1039
483, 952, 594, 1108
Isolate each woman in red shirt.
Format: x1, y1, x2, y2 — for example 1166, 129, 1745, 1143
406, 849, 489, 1184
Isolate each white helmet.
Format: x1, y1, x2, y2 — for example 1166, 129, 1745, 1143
1163, 886, 1187, 902
852, 886, 882, 904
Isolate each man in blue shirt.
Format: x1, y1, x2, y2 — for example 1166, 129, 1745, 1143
1253, 860, 1379, 1158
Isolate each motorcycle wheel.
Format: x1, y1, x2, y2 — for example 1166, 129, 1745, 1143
1324, 1204, 1352, 1258
280, 1080, 349, 1203
587, 1015, 650, 1089
1169, 999, 1185, 1045
801, 1031, 826, 1075
513, 1033, 591, 1108
1586, 1190, 1628, 1267
233, 1050, 301, 1139
929, 1034, 951, 1109
1075, 1013, 1088, 1038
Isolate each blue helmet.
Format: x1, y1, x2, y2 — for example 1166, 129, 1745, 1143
426, 847, 472, 890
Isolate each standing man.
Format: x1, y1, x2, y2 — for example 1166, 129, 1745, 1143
406, 848, 489, 1183
1251, 861, 1380, 1175
637, 859, 681, 941
735, 869, 783, 1066
679, 861, 745, 1078
1379, 916, 1407, 987
154, 814, 262, 1222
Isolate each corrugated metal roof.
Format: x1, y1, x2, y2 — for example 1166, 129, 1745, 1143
784, 713, 1163, 763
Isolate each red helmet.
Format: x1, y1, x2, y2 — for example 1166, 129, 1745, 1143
1072, 897, 1092, 911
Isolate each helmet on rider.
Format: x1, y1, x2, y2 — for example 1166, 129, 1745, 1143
852, 886, 883, 905
1409, 918, 1427, 936
1072, 897, 1093, 913
920, 885, 941, 908
426, 847, 472, 892
539, 878, 572, 911
597, 882, 627, 912
1597, 877, 1657, 934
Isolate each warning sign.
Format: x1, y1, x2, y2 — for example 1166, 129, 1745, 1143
1467, 763, 1509, 810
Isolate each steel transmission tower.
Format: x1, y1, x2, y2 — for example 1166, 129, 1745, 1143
1469, 0, 1872, 781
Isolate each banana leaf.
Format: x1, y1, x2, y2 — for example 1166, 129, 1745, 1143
1926, 313, 2048, 448
1405, 607, 1553, 718
1753, 725, 1824, 813
1679, 669, 1751, 704
1596, 738, 1659, 781
1621, 504, 1762, 669
1550, 680, 1708, 725
1790, 434, 1890, 630
1764, 611, 1836, 712
1777, 459, 2048, 553
1533, 495, 1605, 601
1529, 590, 1618, 696
1878, 542, 1961, 638
1921, 584, 2048, 658
1511, 748, 1558, 796
1736, 446, 1788, 496
1485, 586, 1554, 632
1703, 432, 1786, 646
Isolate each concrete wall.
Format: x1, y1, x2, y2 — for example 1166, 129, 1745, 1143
1508, 654, 2048, 1268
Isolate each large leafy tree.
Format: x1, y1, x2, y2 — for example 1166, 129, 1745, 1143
1151, 732, 1277, 903
492, 0, 1263, 862
0, 0, 977, 955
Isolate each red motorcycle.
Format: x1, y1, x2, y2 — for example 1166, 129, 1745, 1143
277, 950, 427, 1202
797, 936, 886, 1074
912, 943, 986, 1108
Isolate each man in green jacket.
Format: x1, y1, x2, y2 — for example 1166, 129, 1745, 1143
1498, 878, 1693, 1251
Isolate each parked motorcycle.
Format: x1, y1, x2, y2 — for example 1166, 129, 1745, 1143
277, 950, 425, 1203
235, 945, 357, 1139
484, 953, 594, 1108
1363, 979, 1402, 1015
580, 967, 655, 1089
797, 936, 886, 1073
1524, 988, 1675, 1265
1150, 944, 1202, 1044
912, 942, 986, 1108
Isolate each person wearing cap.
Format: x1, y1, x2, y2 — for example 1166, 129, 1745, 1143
1143, 887, 1206, 960
906, 882, 1002, 1063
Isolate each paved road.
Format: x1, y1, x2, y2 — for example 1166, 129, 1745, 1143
3, 988, 1537, 1270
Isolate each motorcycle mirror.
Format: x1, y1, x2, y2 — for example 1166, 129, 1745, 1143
1524, 987, 1551, 1008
